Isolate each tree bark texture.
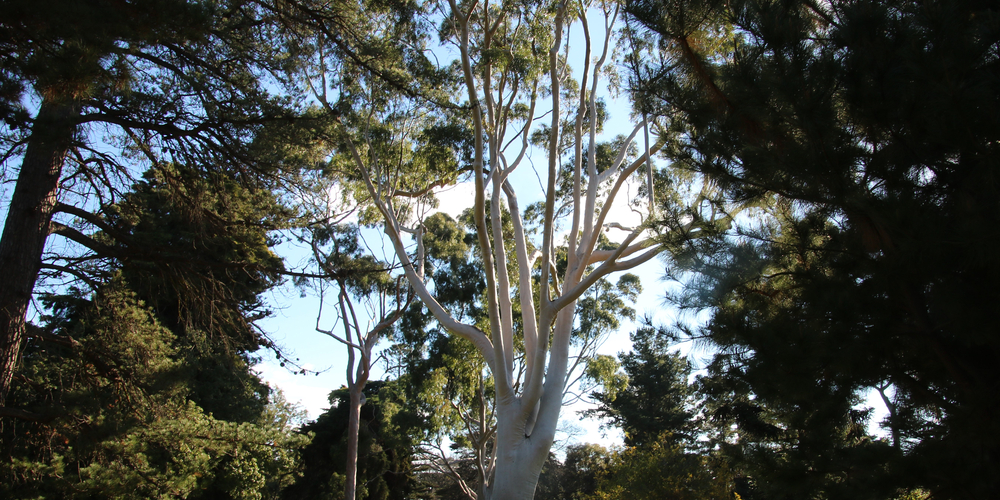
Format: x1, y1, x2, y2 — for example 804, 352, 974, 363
0, 97, 79, 404
487, 463, 543, 500
349, 3, 674, 496
345, 385, 363, 500
487, 402, 551, 500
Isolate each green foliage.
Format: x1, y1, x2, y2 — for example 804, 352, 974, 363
0, 0, 343, 423
2, 147, 307, 498
309, 223, 396, 298
627, 0, 1000, 498
113, 161, 289, 338
588, 436, 733, 500
283, 381, 419, 500
418, 213, 485, 321
532, 439, 731, 500
575, 273, 640, 347
0, 0, 210, 104
422, 213, 471, 265
1, 0, 323, 173
532, 452, 568, 500
586, 323, 697, 448
388, 209, 494, 456
582, 355, 626, 402
2, 284, 308, 500
560, 443, 614, 500
106, 161, 294, 422
696, 362, 901, 500
391, 305, 493, 449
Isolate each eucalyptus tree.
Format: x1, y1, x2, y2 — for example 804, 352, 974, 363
324, 0, 736, 496
308, 223, 411, 500
387, 210, 641, 498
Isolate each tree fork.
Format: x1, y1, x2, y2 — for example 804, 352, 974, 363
0, 97, 80, 405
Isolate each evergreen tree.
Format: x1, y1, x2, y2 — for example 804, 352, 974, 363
625, 0, 1000, 498
1, 281, 309, 500
0, 0, 328, 404
1, 161, 309, 498
582, 324, 737, 499
115, 162, 293, 422
586, 324, 697, 448
283, 381, 419, 500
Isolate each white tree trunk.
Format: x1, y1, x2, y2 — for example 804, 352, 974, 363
345, 385, 364, 500
343, 2, 687, 498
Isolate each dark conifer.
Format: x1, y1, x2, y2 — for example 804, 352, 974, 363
627, 0, 1000, 498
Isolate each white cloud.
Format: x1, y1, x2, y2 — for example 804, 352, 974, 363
257, 360, 338, 420
432, 181, 477, 219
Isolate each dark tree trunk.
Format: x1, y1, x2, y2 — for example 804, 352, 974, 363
0, 97, 79, 405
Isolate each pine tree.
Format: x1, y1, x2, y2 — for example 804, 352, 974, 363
1, 161, 309, 499
625, 0, 1000, 498
0, 0, 326, 404
586, 324, 697, 448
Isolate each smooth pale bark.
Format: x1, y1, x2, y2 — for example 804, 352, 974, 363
316, 269, 405, 500
335, 284, 372, 500
0, 97, 79, 405
345, 3, 683, 498
488, 422, 548, 500
345, 384, 364, 500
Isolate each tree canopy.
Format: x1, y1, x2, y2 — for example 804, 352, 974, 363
626, 0, 1000, 498
3, 0, 1000, 499
1, 162, 309, 499
0, 0, 332, 404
